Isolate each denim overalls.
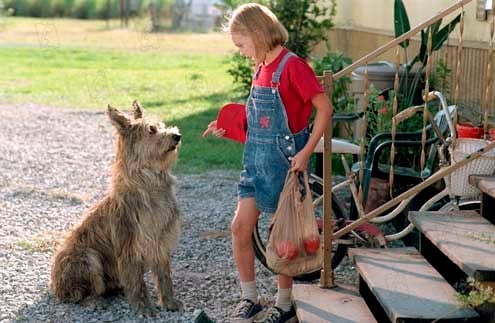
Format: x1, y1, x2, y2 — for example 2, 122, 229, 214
238, 51, 310, 213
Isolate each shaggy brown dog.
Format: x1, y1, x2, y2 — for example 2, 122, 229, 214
50, 102, 183, 315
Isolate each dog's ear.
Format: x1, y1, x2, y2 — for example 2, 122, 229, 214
131, 100, 143, 120
107, 105, 131, 132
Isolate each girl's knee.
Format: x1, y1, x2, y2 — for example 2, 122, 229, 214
231, 217, 246, 236
231, 216, 253, 241
231, 199, 259, 241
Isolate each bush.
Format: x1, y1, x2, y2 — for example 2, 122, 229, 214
3, 0, 156, 19
0, 0, 14, 17
62, 0, 75, 16
6, 0, 66, 17
12, 0, 32, 16
95, 0, 114, 19
110, 0, 122, 18
313, 50, 353, 113
227, 52, 254, 97
270, 0, 336, 59
84, 0, 98, 19
51, 0, 66, 17
70, 0, 87, 18
38, 0, 52, 17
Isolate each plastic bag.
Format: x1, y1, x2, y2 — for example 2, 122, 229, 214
266, 171, 323, 277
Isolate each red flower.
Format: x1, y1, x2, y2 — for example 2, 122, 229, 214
379, 107, 388, 115
377, 95, 385, 101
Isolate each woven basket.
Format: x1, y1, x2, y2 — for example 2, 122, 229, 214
448, 138, 495, 197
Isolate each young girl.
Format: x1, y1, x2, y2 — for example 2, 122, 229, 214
203, 3, 331, 322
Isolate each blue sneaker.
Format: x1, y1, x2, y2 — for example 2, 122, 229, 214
231, 298, 263, 322
261, 305, 297, 323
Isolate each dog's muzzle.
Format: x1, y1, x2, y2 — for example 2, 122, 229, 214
167, 134, 182, 152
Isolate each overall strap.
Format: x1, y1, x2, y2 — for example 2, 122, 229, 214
271, 51, 296, 86
252, 64, 262, 81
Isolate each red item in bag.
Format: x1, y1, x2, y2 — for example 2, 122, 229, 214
216, 103, 247, 144
303, 235, 320, 254
276, 240, 299, 260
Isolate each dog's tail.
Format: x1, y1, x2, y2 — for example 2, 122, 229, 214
50, 247, 105, 303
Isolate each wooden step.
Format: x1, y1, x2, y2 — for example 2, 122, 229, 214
292, 283, 377, 323
469, 174, 495, 198
349, 247, 479, 323
410, 210, 495, 281
469, 174, 495, 224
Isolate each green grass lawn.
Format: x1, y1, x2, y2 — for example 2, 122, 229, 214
0, 17, 245, 173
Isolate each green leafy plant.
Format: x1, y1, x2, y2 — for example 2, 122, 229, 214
312, 49, 353, 113
365, 87, 394, 139
455, 235, 495, 310
3, 0, 161, 19
268, 0, 336, 59
457, 277, 495, 307
457, 104, 483, 126
0, 0, 14, 18
394, 0, 461, 108
366, 87, 427, 139
227, 52, 254, 94
430, 57, 451, 98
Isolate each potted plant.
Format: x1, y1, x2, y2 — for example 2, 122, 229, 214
456, 105, 484, 139
487, 116, 495, 141
394, 0, 461, 109
456, 123, 484, 139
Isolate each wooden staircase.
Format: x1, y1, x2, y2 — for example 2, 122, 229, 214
292, 177, 495, 322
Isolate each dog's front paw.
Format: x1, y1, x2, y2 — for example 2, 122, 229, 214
132, 302, 160, 317
143, 305, 160, 317
161, 298, 183, 312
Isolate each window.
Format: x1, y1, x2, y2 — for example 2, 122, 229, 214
477, 0, 493, 21
486, 0, 493, 10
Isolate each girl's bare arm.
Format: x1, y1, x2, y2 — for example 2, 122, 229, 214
290, 93, 332, 172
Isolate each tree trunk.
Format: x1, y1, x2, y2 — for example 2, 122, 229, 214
120, 0, 124, 28
150, 0, 160, 32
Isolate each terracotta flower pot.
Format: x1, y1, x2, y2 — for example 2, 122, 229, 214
456, 123, 484, 139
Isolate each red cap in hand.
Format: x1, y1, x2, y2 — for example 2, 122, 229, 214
216, 103, 247, 144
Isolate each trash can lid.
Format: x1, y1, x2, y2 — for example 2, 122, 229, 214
352, 61, 422, 81
352, 61, 396, 81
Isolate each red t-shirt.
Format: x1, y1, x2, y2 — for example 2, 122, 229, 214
253, 48, 323, 133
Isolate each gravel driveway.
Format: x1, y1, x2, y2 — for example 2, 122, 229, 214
0, 103, 356, 322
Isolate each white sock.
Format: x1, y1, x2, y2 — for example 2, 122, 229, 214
275, 287, 292, 312
240, 281, 258, 303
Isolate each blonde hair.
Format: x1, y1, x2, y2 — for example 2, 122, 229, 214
226, 3, 288, 56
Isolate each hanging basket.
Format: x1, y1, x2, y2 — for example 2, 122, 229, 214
448, 138, 495, 197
